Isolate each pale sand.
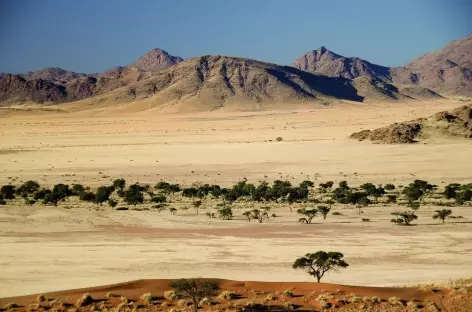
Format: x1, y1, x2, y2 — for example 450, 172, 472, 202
1, 204, 471, 297
1, 99, 472, 297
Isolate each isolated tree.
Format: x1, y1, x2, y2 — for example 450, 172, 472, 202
292, 251, 349, 283
390, 211, 418, 225
169, 207, 177, 215
251, 209, 269, 223
433, 209, 452, 224
169, 278, 219, 312
297, 208, 318, 224
218, 206, 233, 220
192, 200, 202, 215
242, 211, 252, 222
317, 206, 331, 220
113, 178, 126, 191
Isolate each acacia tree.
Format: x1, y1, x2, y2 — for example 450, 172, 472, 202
169, 278, 219, 312
433, 209, 452, 224
390, 211, 418, 225
292, 251, 349, 283
297, 208, 318, 224
317, 206, 331, 220
192, 200, 202, 215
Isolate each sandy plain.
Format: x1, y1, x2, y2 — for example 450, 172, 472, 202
0, 99, 471, 297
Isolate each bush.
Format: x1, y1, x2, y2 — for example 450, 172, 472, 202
17, 180, 40, 196
76, 294, 93, 307
113, 178, 126, 191
384, 184, 395, 191
276, 137, 283, 141
95, 186, 113, 205
164, 290, 178, 300
80, 191, 96, 202
0, 185, 16, 199
218, 291, 235, 300
124, 185, 144, 206
71, 184, 85, 195
108, 199, 118, 208
151, 194, 167, 203
282, 289, 293, 298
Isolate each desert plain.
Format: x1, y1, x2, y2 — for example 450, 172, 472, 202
1, 98, 472, 303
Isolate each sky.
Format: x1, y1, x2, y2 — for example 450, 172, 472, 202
0, 0, 471, 74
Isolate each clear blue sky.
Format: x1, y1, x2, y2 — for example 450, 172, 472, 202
0, 0, 471, 73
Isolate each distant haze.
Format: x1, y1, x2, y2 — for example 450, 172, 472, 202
0, 0, 471, 73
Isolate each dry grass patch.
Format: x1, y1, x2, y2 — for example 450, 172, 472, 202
164, 290, 178, 300
76, 294, 93, 307
219, 291, 235, 300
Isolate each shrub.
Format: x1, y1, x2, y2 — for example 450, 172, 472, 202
371, 296, 381, 303
71, 184, 85, 195
265, 293, 275, 301
76, 293, 93, 307
140, 293, 153, 304
113, 178, 126, 191
276, 137, 283, 142
284, 302, 295, 310
199, 297, 212, 306
164, 290, 178, 300
124, 185, 144, 206
332, 211, 342, 216
3, 303, 19, 310
108, 199, 118, 208
37, 295, 46, 302
282, 289, 293, 298
151, 195, 167, 203
95, 186, 113, 205
384, 184, 395, 191
1, 185, 16, 199
388, 297, 402, 306
219, 291, 235, 300
17, 180, 40, 196
80, 191, 96, 202
106, 292, 116, 299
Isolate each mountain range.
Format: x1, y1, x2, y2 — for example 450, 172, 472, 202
0, 35, 470, 108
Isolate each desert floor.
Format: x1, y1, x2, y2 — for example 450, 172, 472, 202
1, 99, 472, 297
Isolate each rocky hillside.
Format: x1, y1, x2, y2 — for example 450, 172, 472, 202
100, 55, 365, 108
292, 35, 472, 96
130, 48, 183, 71
292, 46, 392, 81
350, 104, 472, 144
0, 49, 182, 104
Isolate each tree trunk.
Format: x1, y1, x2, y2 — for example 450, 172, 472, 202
193, 299, 198, 312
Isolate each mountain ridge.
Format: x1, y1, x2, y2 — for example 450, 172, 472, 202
0, 35, 470, 108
